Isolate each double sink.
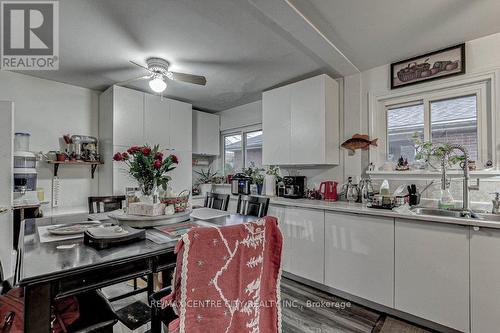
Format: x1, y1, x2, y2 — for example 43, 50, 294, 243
411, 207, 500, 222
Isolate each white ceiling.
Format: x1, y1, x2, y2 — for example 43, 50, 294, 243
16, 0, 500, 111
18, 0, 329, 112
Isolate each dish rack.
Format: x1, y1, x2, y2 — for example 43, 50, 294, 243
161, 189, 190, 212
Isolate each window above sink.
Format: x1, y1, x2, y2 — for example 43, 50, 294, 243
369, 72, 494, 172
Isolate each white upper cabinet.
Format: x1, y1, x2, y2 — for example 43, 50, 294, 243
263, 85, 291, 165
144, 93, 170, 149
113, 86, 144, 147
169, 99, 192, 152
192, 110, 220, 156
262, 74, 339, 165
99, 85, 193, 196
394, 219, 470, 333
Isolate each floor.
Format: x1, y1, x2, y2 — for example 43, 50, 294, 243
281, 278, 434, 333
103, 277, 434, 333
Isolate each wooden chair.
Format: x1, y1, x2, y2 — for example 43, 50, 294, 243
88, 196, 126, 214
149, 217, 281, 333
236, 195, 270, 218
204, 192, 230, 211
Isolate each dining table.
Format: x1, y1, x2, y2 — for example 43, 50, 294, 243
15, 210, 257, 333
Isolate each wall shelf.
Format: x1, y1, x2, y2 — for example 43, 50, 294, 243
367, 169, 500, 180
47, 160, 103, 179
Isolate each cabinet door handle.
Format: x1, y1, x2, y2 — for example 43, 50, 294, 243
0, 207, 9, 214
473, 226, 480, 232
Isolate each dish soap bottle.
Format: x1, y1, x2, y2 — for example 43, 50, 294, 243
438, 188, 455, 210
379, 179, 390, 196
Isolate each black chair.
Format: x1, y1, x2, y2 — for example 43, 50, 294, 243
204, 192, 230, 211
236, 195, 270, 218
88, 196, 126, 214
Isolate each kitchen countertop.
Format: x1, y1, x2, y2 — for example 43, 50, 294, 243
268, 197, 500, 230
191, 194, 500, 229
39, 205, 88, 218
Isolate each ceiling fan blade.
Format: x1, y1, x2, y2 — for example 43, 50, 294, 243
129, 60, 152, 73
170, 72, 207, 86
116, 75, 151, 86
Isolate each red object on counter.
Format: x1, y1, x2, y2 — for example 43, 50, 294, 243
319, 181, 338, 201
56, 153, 67, 162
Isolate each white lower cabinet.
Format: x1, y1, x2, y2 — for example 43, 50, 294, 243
268, 204, 285, 223
280, 206, 325, 283
470, 226, 500, 333
395, 219, 469, 333
324, 212, 394, 307
228, 199, 238, 214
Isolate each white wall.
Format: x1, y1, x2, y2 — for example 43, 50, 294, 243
359, 31, 500, 209
361, 32, 500, 148
214, 32, 500, 200
0, 71, 100, 210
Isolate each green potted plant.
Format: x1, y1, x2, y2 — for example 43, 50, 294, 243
194, 167, 219, 195
243, 162, 265, 194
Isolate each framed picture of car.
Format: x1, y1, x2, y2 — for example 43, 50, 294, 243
391, 43, 465, 89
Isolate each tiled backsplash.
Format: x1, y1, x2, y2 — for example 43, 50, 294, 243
370, 178, 500, 212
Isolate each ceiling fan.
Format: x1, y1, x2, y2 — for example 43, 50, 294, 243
118, 57, 207, 93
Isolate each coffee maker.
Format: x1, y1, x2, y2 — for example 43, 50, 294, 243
280, 176, 306, 199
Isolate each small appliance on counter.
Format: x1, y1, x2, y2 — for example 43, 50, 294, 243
319, 181, 338, 201
231, 173, 252, 195
13, 145, 40, 207
281, 176, 306, 199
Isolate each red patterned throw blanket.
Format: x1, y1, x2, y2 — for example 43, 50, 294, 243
162, 216, 283, 333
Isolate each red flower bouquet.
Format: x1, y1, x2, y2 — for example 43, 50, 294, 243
113, 144, 178, 196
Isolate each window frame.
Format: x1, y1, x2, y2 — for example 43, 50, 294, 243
221, 124, 262, 175
370, 79, 491, 167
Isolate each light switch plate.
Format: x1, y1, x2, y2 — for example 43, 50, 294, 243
52, 177, 60, 207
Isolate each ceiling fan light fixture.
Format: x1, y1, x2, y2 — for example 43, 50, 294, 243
149, 76, 167, 93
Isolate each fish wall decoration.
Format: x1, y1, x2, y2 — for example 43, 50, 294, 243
341, 134, 378, 155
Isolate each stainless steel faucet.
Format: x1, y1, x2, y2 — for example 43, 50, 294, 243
440, 144, 479, 216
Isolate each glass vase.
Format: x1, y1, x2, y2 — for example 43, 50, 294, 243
139, 181, 159, 204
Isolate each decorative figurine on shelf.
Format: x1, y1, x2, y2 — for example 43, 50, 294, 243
395, 156, 410, 171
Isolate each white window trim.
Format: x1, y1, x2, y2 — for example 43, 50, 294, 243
369, 70, 498, 168
221, 124, 262, 175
